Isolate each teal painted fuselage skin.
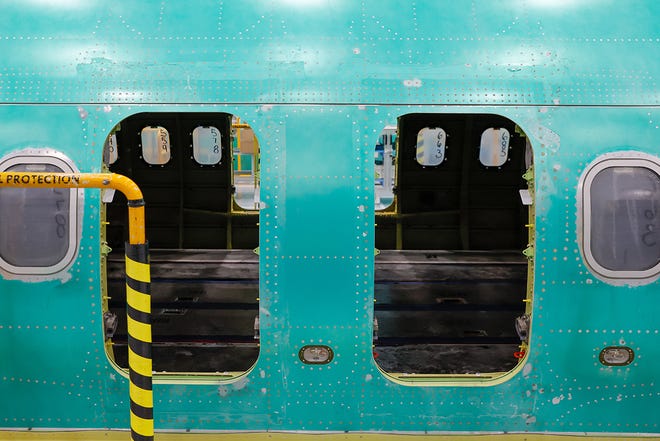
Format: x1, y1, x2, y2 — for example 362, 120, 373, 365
0, 0, 659, 435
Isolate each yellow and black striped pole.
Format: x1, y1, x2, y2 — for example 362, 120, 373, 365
0, 172, 154, 441
126, 240, 154, 441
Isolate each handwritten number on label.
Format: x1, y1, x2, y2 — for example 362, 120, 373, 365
500, 132, 509, 157
160, 128, 168, 151
210, 129, 220, 155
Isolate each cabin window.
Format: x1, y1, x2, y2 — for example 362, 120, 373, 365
102, 112, 260, 379
141, 126, 171, 165
578, 152, 660, 285
0, 150, 81, 279
416, 127, 446, 167
479, 128, 510, 167
192, 126, 222, 165
374, 114, 534, 381
103, 133, 118, 165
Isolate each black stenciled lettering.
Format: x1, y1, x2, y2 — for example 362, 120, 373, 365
20, 175, 30, 184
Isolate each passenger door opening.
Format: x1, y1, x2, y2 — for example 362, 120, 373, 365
102, 112, 260, 377
374, 113, 533, 380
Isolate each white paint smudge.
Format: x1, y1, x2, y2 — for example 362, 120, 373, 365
232, 377, 249, 390
522, 363, 533, 377
403, 78, 422, 88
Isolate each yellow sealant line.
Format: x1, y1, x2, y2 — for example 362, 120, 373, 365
0, 172, 154, 441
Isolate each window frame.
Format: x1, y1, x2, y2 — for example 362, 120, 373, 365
0, 149, 82, 279
578, 151, 660, 285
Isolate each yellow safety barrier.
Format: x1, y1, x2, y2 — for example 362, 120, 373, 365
0, 172, 154, 441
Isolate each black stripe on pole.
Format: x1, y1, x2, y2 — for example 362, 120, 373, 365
130, 430, 153, 441
129, 370, 153, 391
127, 198, 146, 208
131, 400, 154, 420
125, 276, 151, 297
127, 303, 151, 326
128, 335, 152, 360
125, 241, 150, 264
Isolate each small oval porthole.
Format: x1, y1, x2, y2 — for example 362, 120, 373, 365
141, 126, 171, 165
479, 127, 510, 167
0, 149, 82, 280
299, 345, 334, 365
416, 127, 446, 167
599, 346, 634, 366
192, 126, 222, 165
578, 152, 660, 285
103, 133, 118, 165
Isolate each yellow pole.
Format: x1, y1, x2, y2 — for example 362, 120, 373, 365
0, 172, 154, 441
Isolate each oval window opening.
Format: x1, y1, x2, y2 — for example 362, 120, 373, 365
416, 127, 446, 167
0, 150, 81, 280
578, 152, 660, 285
